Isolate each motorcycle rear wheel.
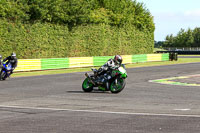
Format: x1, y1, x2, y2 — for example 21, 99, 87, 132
82, 78, 94, 92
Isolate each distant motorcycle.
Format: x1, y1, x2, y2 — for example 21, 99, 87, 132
0, 63, 12, 80
82, 64, 128, 93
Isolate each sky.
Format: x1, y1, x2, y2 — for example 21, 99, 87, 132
137, 0, 200, 41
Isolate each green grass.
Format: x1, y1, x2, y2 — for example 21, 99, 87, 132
12, 58, 200, 78
126, 58, 200, 68
13, 67, 97, 77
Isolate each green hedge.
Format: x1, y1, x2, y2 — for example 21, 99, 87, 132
0, 20, 154, 58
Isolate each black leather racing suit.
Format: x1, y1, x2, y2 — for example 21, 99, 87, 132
96, 58, 120, 84
3, 56, 18, 73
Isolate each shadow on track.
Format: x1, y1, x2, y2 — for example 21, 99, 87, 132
67, 90, 110, 94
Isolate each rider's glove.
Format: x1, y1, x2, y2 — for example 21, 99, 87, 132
97, 68, 103, 74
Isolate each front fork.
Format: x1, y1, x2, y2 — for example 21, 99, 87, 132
106, 82, 110, 91
115, 78, 118, 85
1, 67, 8, 78
106, 76, 117, 91
85, 73, 96, 85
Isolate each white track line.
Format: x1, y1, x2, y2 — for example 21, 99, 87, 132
0, 105, 200, 118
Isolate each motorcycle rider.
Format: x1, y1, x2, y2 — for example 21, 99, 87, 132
3, 52, 18, 75
95, 55, 123, 85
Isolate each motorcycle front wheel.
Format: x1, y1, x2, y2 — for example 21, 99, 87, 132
110, 78, 126, 93
82, 78, 94, 92
0, 71, 6, 80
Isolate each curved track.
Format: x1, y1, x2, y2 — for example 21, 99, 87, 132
1, 63, 200, 133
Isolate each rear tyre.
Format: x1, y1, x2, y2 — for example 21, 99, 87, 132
82, 78, 94, 92
110, 78, 126, 93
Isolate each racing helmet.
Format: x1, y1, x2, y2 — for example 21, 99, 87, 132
11, 52, 16, 60
114, 55, 122, 65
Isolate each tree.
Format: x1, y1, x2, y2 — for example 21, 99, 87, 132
163, 34, 174, 47
193, 28, 200, 47
163, 27, 200, 47
0, 0, 155, 32
185, 28, 194, 47
0, 0, 29, 21
154, 41, 164, 48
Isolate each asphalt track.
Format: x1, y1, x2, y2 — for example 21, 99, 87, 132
1, 63, 200, 133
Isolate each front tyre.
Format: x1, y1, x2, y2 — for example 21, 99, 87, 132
110, 78, 126, 93
0, 71, 6, 81
82, 78, 94, 92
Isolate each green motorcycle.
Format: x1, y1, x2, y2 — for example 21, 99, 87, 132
82, 64, 127, 93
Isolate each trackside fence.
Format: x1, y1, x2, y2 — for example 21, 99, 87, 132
14, 53, 169, 72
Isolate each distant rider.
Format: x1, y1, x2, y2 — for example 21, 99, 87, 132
3, 52, 18, 74
96, 55, 123, 84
